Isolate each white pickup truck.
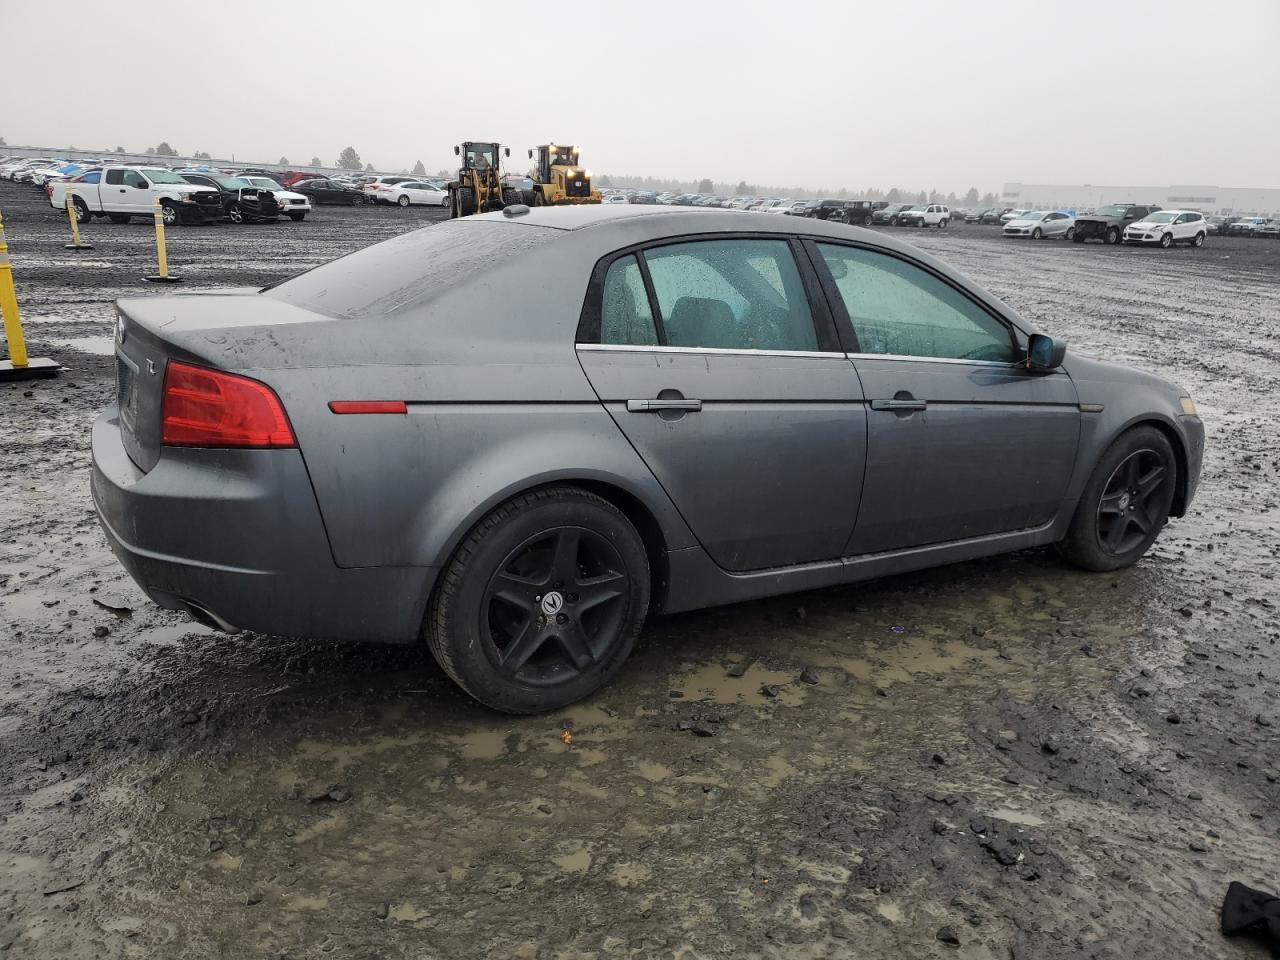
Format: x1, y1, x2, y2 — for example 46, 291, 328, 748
51, 166, 223, 225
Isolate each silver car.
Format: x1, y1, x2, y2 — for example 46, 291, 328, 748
93, 207, 1204, 713
1003, 210, 1076, 239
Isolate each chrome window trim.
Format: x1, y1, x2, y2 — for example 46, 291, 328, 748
844, 352, 1019, 368
575, 344, 848, 360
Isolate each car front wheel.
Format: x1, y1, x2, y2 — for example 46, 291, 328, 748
428, 487, 651, 714
1160, 232, 1173, 248
1058, 426, 1177, 572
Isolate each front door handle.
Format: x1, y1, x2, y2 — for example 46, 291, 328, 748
627, 398, 702, 413
871, 398, 927, 411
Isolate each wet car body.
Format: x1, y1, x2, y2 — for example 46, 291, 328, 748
92, 206, 1204, 712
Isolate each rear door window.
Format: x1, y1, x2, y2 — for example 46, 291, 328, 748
641, 239, 819, 351
599, 255, 659, 346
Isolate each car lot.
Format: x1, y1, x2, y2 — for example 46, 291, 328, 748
1, 180, 1279, 959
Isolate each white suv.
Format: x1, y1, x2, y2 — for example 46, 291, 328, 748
1123, 209, 1208, 248
902, 203, 950, 228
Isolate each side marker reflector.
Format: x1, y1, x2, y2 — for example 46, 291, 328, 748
328, 401, 408, 415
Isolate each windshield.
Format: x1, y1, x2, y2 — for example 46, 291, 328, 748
1094, 204, 1130, 218
1023, 211, 1047, 220
1144, 212, 1176, 223
465, 144, 497, 169
549, 145, 579, 166
215, 177, 252, 189
142, 169, 187, 184
246, 177, 283, 189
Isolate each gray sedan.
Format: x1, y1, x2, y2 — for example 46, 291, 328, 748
92, 206, 1204, 713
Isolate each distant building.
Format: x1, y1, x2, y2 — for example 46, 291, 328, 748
1002, 182, 1280, 215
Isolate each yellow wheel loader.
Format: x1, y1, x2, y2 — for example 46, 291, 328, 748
448, 142, 523, 218
524, 144, 601, 206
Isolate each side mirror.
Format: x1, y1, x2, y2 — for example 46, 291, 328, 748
527, 149, 532, 159
453, 146, 460, 156
504, 147, 511, 157
1027, 333, 1066, 371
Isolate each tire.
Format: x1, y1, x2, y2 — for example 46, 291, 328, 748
1192, 232, 1205, 247
70, 197, 90, 223
227, 203, 244, 224
501, 188, 523, 207
1072, 231, 1084, 243
938, 218, 948, 229
1159, 232, 1173, 248
288, 212, 306, 222
456, 186, 476, 217
107, 213, 130, 224
1064, 226, 1075, 241
427, 486, 650, 714
863, 215, 873, 227
1032, 227, 1042, 240
889, 216, 899, 226
1058, 426, 1177, 573
160, 201, 179, 227
397, 194, 410, 207
1105, 226, 1120, 245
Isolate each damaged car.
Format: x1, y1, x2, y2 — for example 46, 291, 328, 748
92, 206, 1204, 714
178, 173, 282, 224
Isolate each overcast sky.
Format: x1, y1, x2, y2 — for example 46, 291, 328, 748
3, 0, 1277, 193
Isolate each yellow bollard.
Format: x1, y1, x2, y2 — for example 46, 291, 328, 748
0, 210, 60, 380
63, 190, 94, 251
142, 198, 182, 284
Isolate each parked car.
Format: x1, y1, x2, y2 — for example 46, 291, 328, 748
899, 204, 950, 228
1206, 215, 1237, 235
362, 175, 417, 204
999, 209, 1030, 224
981, 208, 1010, 224
1258, 219, 1280, 239
235, 175, 313, 221
603, 193, 628, 205
872, 203, 913, 226
1227, 216, 1267, 237
629, 192, 658, 204
179, 174, 281, 224
965, 208, 988, 224
1122, 210, 1208, 248
93, 205, 1203, 714
836, 200, 878, 226
58, 166, 223, 225
1072, 203, 1160, 244
291, 178, 367, 205
1002, 210, 1076, 240
383, 180, 449, 207
801, 199, 849, 221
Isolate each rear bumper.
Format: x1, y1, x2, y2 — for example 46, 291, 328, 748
90, 408, 433, 644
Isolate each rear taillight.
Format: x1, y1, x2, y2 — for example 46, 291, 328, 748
161, 361, 297, 448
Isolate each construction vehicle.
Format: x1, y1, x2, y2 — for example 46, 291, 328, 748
524, 143, 601, 206
447, 142, 523, 218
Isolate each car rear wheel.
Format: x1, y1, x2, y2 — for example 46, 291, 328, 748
1160, 232, 1173, 248
863, 214, 873, 226
1058, 426, 1177, 572
1105, 226, 1120, 245
428, 487, 650, 714
70, 197, 90, 223
1064, 226, 1075, 241
397, 194, 410, 207
1193, 231, 1205, 247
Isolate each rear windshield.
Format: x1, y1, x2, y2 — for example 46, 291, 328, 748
264, 220, 558, 319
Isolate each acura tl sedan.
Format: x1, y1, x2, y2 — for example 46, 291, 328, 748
92, 206, 1204, 714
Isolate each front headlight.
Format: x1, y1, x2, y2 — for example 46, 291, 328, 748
1179, 396, 1198, 416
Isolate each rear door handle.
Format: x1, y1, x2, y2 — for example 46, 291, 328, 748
870, 399, 928, 411
626, 398, 702, 413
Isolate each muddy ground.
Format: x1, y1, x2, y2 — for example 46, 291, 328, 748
1, 181, 1278, 960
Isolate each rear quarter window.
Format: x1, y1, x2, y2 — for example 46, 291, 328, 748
263, 221, 557, 319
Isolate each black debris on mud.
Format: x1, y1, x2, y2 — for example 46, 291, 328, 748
1, 183, 1278, 959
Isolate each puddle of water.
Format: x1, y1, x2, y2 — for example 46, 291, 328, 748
612, 862, 651, 886
673, 660, 809, 706
876, 901, 904, 923
554, 846, 592, 874
49, 336, 114, 356
457, 728, 510, 761
388, 903, 428, 923
636, 761, 673, 782
989, 806, 1046, 827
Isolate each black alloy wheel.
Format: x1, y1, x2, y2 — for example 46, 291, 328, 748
481, 527, 627, 686
1095, 449, 1170, 555
428, 487, 650, 713
1059, 426, 1177, 572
